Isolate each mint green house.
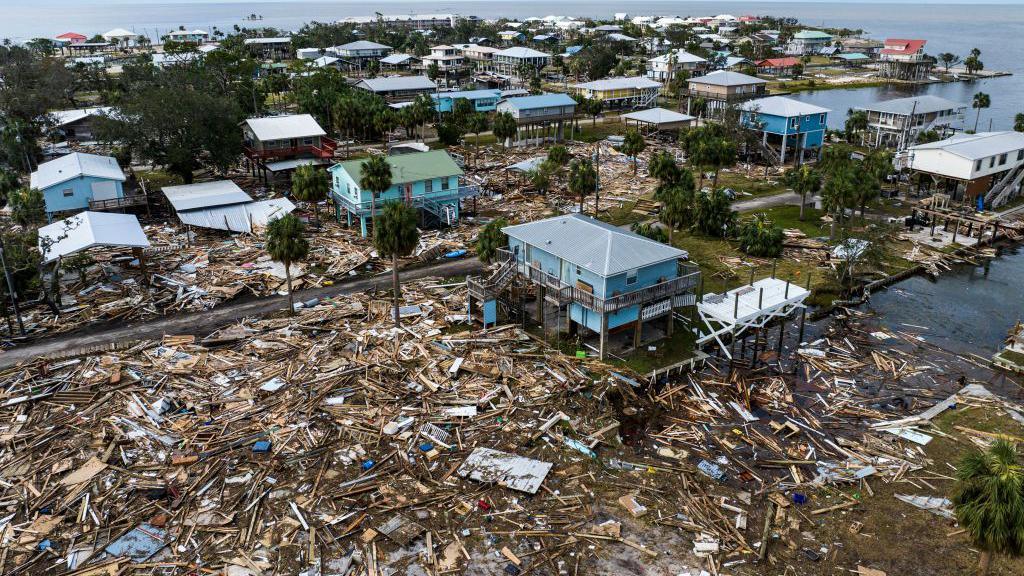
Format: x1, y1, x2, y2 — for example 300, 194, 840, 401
329, 150, 481, 236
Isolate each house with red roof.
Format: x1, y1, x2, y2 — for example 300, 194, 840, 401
56, 32, 87, 44
756, 57, 801, 76
879, 39, 932, 80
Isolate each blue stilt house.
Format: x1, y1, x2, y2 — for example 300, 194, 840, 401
739, 96, 830, 164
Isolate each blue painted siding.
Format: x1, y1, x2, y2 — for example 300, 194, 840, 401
509, 237, 680, 331
434, 92, 501, 113
742, 110, 829, 148
42, 175, 124, 214
330, 168, 460, 207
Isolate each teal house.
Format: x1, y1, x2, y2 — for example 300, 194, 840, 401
739, 96, 830, 164
432, 89, 503, 113
329, 150, 481, 236
30, 152, 127, 219
467, 214, 700, 359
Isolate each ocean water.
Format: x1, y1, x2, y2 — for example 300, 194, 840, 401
3, 1, 1022, 128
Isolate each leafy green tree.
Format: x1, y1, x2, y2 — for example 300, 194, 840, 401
620, 129, 646, 174
359, 155, 393, 214
964, 48, 984, 75
427, 61, 440, 81
952, 440, 1024, 575
265, 213, 309, 316
373, 201, 420, 328
9, 188, 45, 227
784, 165, 822, 221
738, 213, 784, 257
972, 92, 991, 132
938, 52, 961, 72
569, 158, 598, 214
1015, 113, 1024, 133
844, 109, 868, 144
291, 165, 329, 227
0, 169, 20, 206
529, 160, 556, 195
476, 218, 508, 263
694, 189, 736, 237
585, 98, 604, 127
547, 145, 570, 169
492, 112, 518, 148
649, 150, 682, 193
658, 181, 696, 244
630, 221, 668, 243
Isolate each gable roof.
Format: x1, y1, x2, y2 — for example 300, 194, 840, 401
30, 152, 125, 190
740, 96, 830, 117
57, 32, 87, 40
498, 93, 577, 110
243, 114, 326, 141
881, 38, 926, 55
503, 214, 687, 277
331, 150, 463, 186
909, 132, 1024, 160
495, 47, 550, 59
50, 106, 114, 128
163, 180, 253, 212
689, 69, 766, 86
356, 75, 436, 93
757, 57, 800, 67
650, 50, 707, 65
857, 95, 965, 116
335, 40, 391, 51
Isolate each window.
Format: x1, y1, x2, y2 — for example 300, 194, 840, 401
63, 188, 74, 197
1018, 150, 1024, 161
626, 269, 638, 285
425, 179, 433, 193
441, 177, 450, 191
303, 137, 313, 145
819, 113, 826, 124
789, 117, 798, 129
976, 159, 983, 171
999, 153, 1008, 166
575, 265, 582, 276
990, 157, 996, 168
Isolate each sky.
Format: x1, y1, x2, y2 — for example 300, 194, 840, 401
57, 0, 1024, 5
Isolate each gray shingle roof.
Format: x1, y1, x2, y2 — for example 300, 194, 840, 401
503, 214, 687, 277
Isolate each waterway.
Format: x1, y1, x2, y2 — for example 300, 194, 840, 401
866, 244, 1024, 356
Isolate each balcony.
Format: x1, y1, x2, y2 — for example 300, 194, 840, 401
245, 136, 338, 161
88, 194, 148, 211
685, 88, 765, 103
333, 184, 483, 218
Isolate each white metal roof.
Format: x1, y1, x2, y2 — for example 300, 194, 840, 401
495, 47, 550, 59
380, 53, 415, 65
356, 75, 436, 93
503, 213, 687, 277
335, 40, 391, 51
857, 95, 966, 116
244, 37, 291, 44
621, 107, 696, 125
176, 198, 295, 233
30, 152, 125, 191
573, 76, 662, 91
49, 106, 114, 128
739, 96, 831, 117
649, 50, 707, 65
163, 180, 253, 212
243, 114, 326, 142
689, 70, 766, 86
101, 28, 138, 39
910, 131, 1024, 161
38, 211, 149, 264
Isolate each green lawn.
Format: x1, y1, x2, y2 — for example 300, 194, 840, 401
756, 205, 828, 237
716, 170, 790, 199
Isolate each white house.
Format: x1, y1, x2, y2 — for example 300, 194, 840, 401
905, 131, 1024, 205
648, 49, 708, 82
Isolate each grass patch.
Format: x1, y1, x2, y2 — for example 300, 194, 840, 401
757, 205, 827, 237
602, 200, 650, 228
618, 323, 698, 375
716, 170, 789, 199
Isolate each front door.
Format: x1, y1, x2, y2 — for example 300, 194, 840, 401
404, 183, 413, 203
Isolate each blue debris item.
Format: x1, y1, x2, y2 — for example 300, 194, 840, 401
252, 440, 272, 453
104, 522, 167, 562
362, 459, 375, 471
419, 443, 434, 452
792, 492, 808, 505
38, 539, 51, 551
697, 459, 726, 482
563, 437, 597, 458
444, 249, 467, 259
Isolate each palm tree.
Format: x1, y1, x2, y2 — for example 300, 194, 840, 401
290, 165, 329, 227
658, 181, 696, 244
265, 214, 309, 316
476, 218, 508, 263
467, 113, 490, 165
569, 159, 598, 214
952, 440, 1024, 575
739, 213, 784, 257
620, 129, 646, 175
492, 112, 517, 148
359, 155, 392, 219
784, 165, 822, 221
649, 151, 681, 192
972, 92, 991, 132
373, 202, 420, 328
844, 109, 868, 145
528, 161, 554, 195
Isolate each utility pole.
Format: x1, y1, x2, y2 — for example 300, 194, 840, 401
0, 235, 25, 336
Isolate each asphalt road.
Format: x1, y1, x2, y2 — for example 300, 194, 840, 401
0, 257, 484, 368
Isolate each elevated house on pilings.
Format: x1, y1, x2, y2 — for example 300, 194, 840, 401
569, 77, 662, 110
686, 70, 767, 118
467, 214, 701, 360
900, 131, 1024, 208
241, 114, 336, 181
328, 150, 481, 237
495, 93, 577, 145
854, 95, 966, 150
878, 39, 932, 81
739, 96, 830, 165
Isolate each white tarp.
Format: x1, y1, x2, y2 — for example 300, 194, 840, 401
38, 211, 149, 263
456, 448, 552, 494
